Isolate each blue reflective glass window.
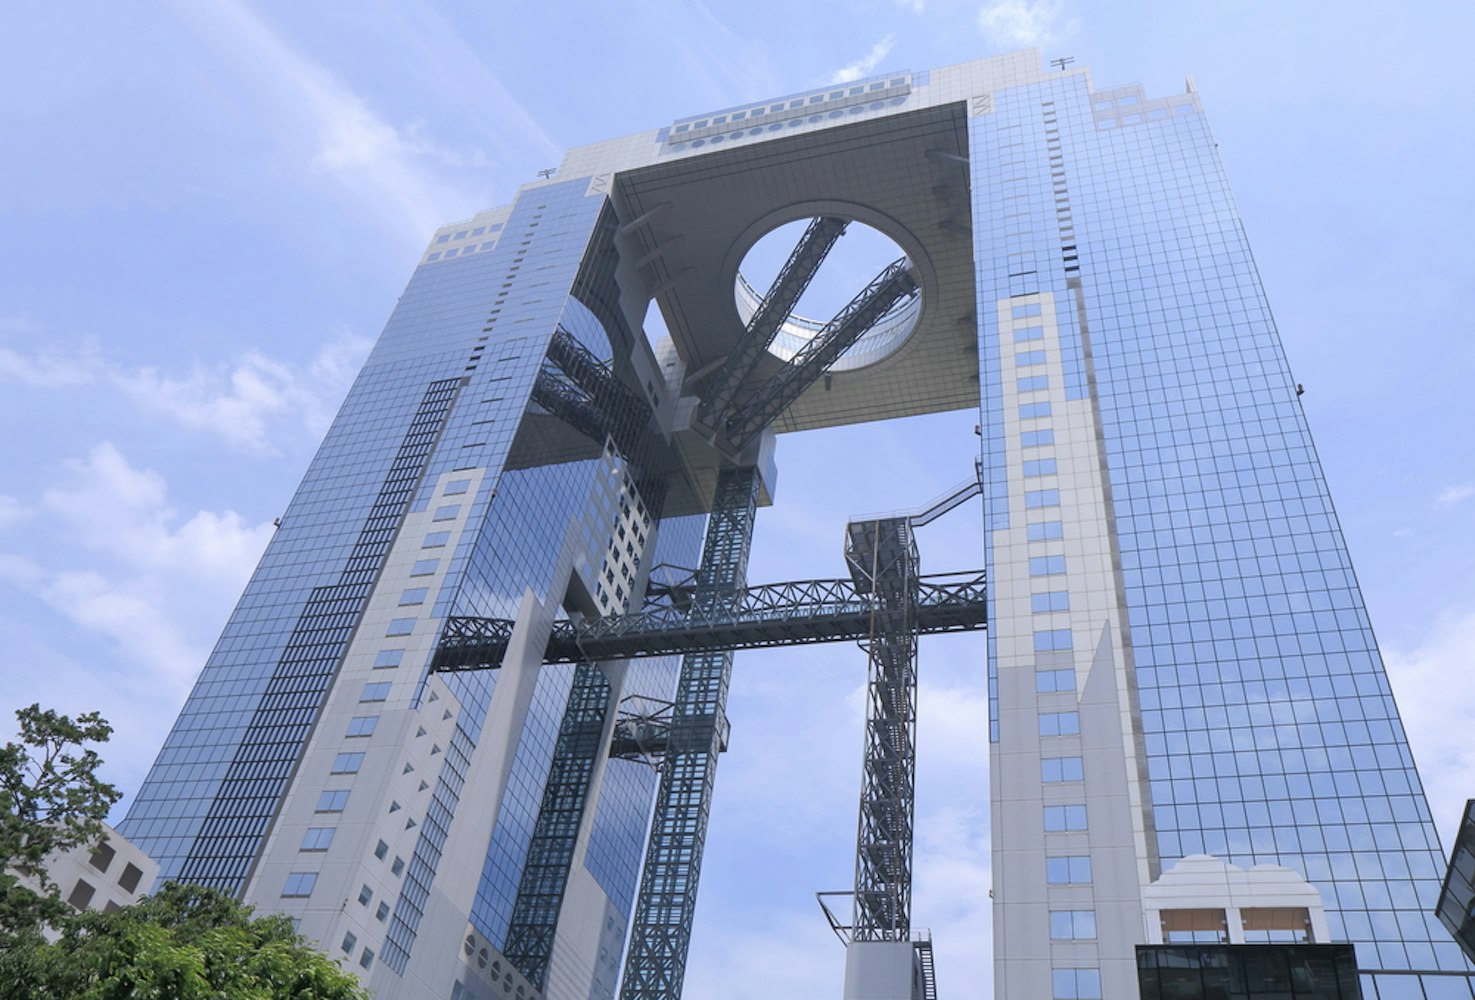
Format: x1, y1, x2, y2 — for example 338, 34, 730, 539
282, 872, 318, 897
360, 682, 390, 703
410, 559, 439, 577
1020, 401, 1052, 419
346, 716, 378, 737
1037, 668, 1075, 693
316, 790, 349, 812
1034, 628, 1073, 652
1017, 350, 1047, 367
1027, 521, 1064, 541
1015, 326, 1045, 342
300, 827, 335, 851
1044, 805, 1088, 832
1042, 756, 1084, 782
1029, 555, 1067, 576
1018, 375, 1049, 392
422, 532, 450, 548
1023, 459, 1057, 477
1021, 428, 1054, 446
433, 504, 461, 522
1032, 590, 1070, 613
1025, 489, 1060, 509
399, 588, 428, 606
1053, 968, 1102, 999
1050, 910, 1097, 940
386, 619, 414, 636
374, 649, 403, 669
330, 753, 365, 774
1012, 303, 1043, 318
1046, 856, 1092, 884
444, 479, 471, 496
1039, 712, 1080, 736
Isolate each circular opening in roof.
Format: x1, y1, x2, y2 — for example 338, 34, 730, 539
734, 217, 921, 372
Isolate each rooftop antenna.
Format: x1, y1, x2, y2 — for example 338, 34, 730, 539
1051, 56, 1075, 71
537, 167, 557, 179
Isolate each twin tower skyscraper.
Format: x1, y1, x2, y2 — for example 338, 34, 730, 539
118, 50, 1466, 999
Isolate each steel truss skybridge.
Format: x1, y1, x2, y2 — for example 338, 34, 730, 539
430, 570, 987, 671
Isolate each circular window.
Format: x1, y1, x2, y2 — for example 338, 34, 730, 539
733, 217, 921, 372
463, 935, 475, 957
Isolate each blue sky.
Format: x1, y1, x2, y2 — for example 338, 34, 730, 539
2, 1, 1473, 995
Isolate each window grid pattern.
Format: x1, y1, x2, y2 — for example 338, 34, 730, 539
172, 377, 462, 891
973, 70, 1470, 979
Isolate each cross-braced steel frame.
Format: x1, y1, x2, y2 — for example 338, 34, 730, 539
431, 571, 986, 670
619, 466, 760, 1000
845, 516, 920, 940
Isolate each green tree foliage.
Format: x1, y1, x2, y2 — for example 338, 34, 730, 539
0, 703, 121, 937
0, 882, 369, 1000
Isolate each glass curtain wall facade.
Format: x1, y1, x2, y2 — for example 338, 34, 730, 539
119, 49, 1465, 1000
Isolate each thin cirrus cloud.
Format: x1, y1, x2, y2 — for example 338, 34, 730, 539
0, 330, 369, 455
977, 0, 1078, 48
168, 0, 511, 247
1435, 484, 1474, 508
831, 35, 898, 85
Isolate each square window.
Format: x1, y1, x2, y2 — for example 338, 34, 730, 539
1053, 969, 1101, 1000
422, 531, 451, 548
1042, 756, 1085, 782
359, 948, 375, 970
341, 931, 357, 953
1021, 428, 1054, 447
1050, 910, 1097, 940
1020, 401, 1052, 419
1029, 555, 1066, 576
385, 619, 414, 637
1046, 855, 1092, 884
89, 843, 116, 873
391, 856, 405, 877
117, 862, 143, 894
1017, 375, 1049, 393
1044, 804, 1088, 832
346, 716, 378, 738
375, 901, 390, 922
410, 559, 439, 577
316, 790, 350, 813
300, 827, 336, 851
360, 682, 391, 703
67, 879, 96, 910
432, 504, 461, 522
374, 839, 389, 860
1014, 326, 1045, 343
1017, 350, 1047, 367
444, 479, 471, 495
1039, 711, 1080, 737
1025, 489, 1060, 509
1023, 459, 1057, 477
358, 884, 374, 906
399, 588, 428, 606
282, 872, 318, 898
331, 752, 365, 774
1034, 628, 1073, 652
1027, 522, 1064, 542
1036, 668, 1075, 693
373, 649, 403, 670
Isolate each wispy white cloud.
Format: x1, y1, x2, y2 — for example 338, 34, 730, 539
831, 35, 898, 85
0, 496, 31, 527
977, 0, 1077, 48
1383, 606, 1475, 853
0, 329, 369, 454
895, 0, 927, 12
0, 443, 274, 710
1435, 483, 1474, 509
170, 0, 507, 246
